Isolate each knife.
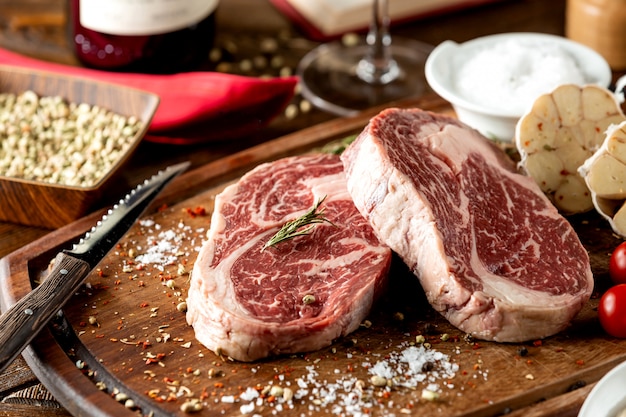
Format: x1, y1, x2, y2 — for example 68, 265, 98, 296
0, 161, 190, 374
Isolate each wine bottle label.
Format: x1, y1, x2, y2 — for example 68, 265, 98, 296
79, 0, 219, 36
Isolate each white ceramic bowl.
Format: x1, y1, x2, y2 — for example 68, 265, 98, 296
425, 32, 612, 141
578, 359, 626, 417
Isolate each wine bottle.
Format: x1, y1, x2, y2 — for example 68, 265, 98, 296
69, 0, 218, 74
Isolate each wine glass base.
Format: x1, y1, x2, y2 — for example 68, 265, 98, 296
297, 37, 433, 117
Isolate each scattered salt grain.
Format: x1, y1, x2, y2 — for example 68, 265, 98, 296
134, 221, 195, 270
240, 387, 259, 402
139, 219, 155, 227
240, 402, 255, 414
369, 344, 458, 388
221, 395, 235, 403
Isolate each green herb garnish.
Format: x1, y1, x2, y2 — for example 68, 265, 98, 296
261, 196, 335, 251
320, 134, 358, 155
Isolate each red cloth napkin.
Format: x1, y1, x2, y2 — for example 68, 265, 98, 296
0, 48, 298, 144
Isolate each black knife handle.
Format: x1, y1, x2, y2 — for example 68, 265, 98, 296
0, 252, 91, 374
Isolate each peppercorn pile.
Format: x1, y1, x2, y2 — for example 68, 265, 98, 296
0, 90, 143, 187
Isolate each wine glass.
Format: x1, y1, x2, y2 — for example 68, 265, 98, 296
296, 0, 433, 116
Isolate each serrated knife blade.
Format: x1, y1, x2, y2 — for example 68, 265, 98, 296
0, 161, 189, 374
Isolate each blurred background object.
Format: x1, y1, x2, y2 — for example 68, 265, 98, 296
68, 0, 218, 73
566, 0, 626, 70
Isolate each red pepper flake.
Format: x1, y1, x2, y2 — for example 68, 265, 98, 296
193, 206, 206, 216
214, 382, 224, 388
526, 359, 533, 365
200, 388, 209, 400
95, 334, 105, 338
576, 359, 585, 366
472, 343, 482, 350
140, 302, 149, 308
533, 340, 543, 347
183, 206, 207, 218
141, 341, 151, 349
157, 204, 169, 212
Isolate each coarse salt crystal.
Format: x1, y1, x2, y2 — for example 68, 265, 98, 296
240, 387, 259, 401
240, 402, 255, 414
454, 38, 586, 114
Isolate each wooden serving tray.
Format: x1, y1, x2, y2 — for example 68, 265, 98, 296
0, 94, 623, 417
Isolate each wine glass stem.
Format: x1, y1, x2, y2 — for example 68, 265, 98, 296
356, 0, 400, 85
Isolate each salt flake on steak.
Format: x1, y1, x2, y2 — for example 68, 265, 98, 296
341, 108, 593, 342
186, 154, 391, 361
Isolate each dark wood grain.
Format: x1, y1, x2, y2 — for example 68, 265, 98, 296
0, 253, 90, 373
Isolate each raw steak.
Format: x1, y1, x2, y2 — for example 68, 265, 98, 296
186, 154, 392, 361
340, 108, 594, 342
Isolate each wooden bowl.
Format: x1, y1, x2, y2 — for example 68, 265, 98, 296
0, 65, 159, 229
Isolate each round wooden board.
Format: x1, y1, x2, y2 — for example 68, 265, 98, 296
2, 95, 625, 417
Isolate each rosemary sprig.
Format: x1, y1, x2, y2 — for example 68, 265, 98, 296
261, 195, 335, 251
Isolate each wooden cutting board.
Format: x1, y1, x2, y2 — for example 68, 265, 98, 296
1, 94, 624, 417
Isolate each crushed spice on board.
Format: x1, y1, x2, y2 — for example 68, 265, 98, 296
65, 211, 508, 417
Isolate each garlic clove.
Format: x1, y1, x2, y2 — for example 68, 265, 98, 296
516, 83, 625, 214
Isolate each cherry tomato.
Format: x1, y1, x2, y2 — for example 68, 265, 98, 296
598, 284, 626, 338
610, 242, 626, 285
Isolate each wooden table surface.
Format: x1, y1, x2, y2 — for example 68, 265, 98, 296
0, 0, 610, 416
